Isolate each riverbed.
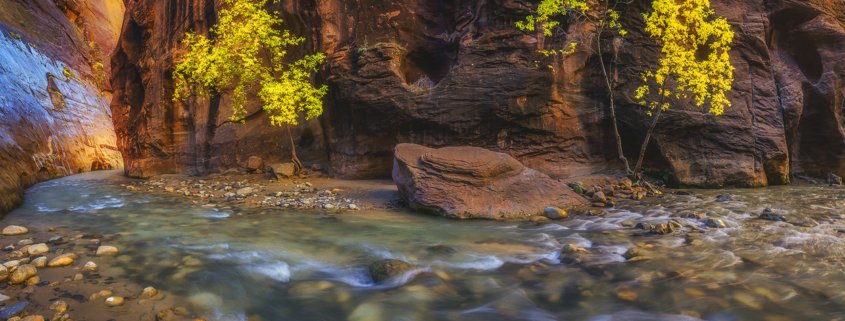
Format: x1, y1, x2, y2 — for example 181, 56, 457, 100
2, 170, 845, 320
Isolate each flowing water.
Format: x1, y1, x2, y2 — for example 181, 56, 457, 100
6, 170, 845, 320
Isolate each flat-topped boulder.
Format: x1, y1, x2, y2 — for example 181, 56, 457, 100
392, 144, 586, 219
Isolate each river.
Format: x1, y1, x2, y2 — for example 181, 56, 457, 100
3, 170, 845, 320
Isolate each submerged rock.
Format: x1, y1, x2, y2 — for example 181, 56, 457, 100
9, 264, 37, 284
48, 253, 76, 267
26, 243, 48, 256
96, 245, 119, 256
1, 226, 28, 236
368, 259, 413, 283
759, 208, 786, 221
0, 302, 28, 319
392, 144, 586, 219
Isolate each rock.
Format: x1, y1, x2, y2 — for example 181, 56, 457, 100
269, 163, 296, 179
1, 226, 28, 236
543, 207, 568, 220
828, 173, 843, 186
529, 216, 550, 223
616, 290, 638, 302
20, 315, 45, 321
759, 208, 786, 221
82, 261, 98, 272
9, 264, 37, 284
49, 300, 68, 314
31, 257, 46, 268
3, 260, 20, 269
142, 286, 158, 298
348, 302, 383, 321
105, 296, 125, 307
706, 218, 727, 228
368, 259, 413, 283
716, 195, 732, 202
0, 302, 28, 319
27, 243, 48, 256
392, 144, 586, 219
591, 191, 608, 203
236, 187, 253, 197
0, 264, 7, 282
96, 245, 119, 256
561, 244, 590, 254
246, 156, 264, 173
17, 239, 32, 246
623, 247, 650, 261
636, 222, 675, 235
48, 253, 76, 267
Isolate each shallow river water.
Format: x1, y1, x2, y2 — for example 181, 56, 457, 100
5, 170, 845, 320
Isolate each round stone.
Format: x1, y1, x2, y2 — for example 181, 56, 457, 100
1, 226, 28, 236
96, 245, 119, 256
27, 244, 49, 256
9, 264, 37, 284
105, 296, 125, 307
48, 253, 76, 267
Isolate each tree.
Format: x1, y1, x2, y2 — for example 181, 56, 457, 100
173, 0, 327, 173
518, 0, 633, 174
633, 0, 735, 178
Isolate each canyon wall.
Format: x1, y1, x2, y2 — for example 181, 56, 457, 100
0, 0, 124, 213
111, 0, 845, 187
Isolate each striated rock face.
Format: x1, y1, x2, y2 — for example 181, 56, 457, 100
111, 0, 845, 187
0, 0, 124, 214
393, 144, 586, 219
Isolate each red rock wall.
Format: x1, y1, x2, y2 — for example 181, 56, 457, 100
0, 0, 125, 213
110, 0, 845, 187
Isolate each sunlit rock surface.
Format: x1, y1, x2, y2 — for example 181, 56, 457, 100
0, 0, 124, 214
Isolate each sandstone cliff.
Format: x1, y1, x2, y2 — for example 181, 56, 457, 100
111, 0, 845, 187
0, 0, 124, 213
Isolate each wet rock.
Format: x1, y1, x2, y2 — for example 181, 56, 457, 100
368, 259, 413, 283
1, 226, 28, 236
348, 302, 384, 321
82, 261, 98, 272
636, 222, 675, 235
716, 195, 732, 202
0, 302, 28, 319
529, 216, 551, 224
561, 244, 590, 254
9, 264, 37, 284
3, 260, 20, 269
96, 245, 119, 256
616, 290, 638, 302
31, 257, 46, 268
19, 315, 44, 321
48, 253, 76, 267
426, 245, 457, 255
141, 286, 158, 298
26, 243, 48, 256
17, 239, 32, 246
392, 144, 586, 219
49, 300, 68, 314
269, 163, 296, 179
828, 173, 843, 186
105, 296, 125, 307
246, 156, 264, 173
0, 264, 7, 282
591, 192, 607, 203
759, 208, 786, 221
543, 207, 568, 220
288, 281, 334, 296
623, 247, 651, 262
706, 218, 727, 228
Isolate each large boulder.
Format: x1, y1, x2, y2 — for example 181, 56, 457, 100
393, 144, 586, 219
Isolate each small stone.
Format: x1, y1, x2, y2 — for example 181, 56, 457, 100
27, 244, 49, 256
3, 260, 20, 269
49, 300, 68, 314
529, 216, 550, 223
716, 195, 732, 202
591, 191, 607, 203
96, 245, 119, 256
236, 187, 253, 196
759, 208, 786, 221
706, 218, 727, 228
0, 264, 8, 282
82, 261, 98, 272
616, 290, 638, 301
25, 276, 39, 286
48, 253, 76, 267
543, 207, 568, 220
9, 264, 37, 284
20, 316, 44, 321
0, 302, 28, 319
31, 257, 47, 268
368, 259, 413, 283
561, 243, 590, 254
105, 296, 125, 307
1, 226, 28, 236
17, 239, 33, 246
828, 173, 843, 186
142, 286, 158, 298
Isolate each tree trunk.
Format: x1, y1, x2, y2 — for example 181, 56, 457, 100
634, 107, 663, 179
596, 30, 631, 174
286, 126, 303, 174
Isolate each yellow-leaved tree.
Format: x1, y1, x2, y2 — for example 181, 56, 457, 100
518, 0, 633, 173
633, 0, 735, 178
173, 0, 327, 173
